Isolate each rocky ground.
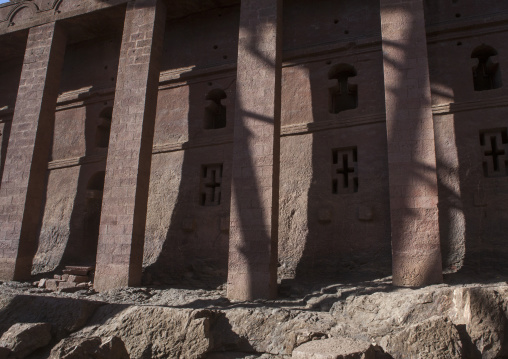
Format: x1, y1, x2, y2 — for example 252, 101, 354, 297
0, 268, 507, 358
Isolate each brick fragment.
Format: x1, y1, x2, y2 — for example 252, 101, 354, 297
45, 279, 61, 291
58, 282, 79, 293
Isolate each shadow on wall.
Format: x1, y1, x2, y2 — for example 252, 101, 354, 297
448, 48, 508, 273
143, 7, 240, 286
32, 104, 112, 275
293, 63, 393, 283
144, 74, 235, 287
145, 0, 282, 299
24, 0, 508, 287
414, 3, 508, 278
285, 0, 391, 284
424, 1, 508, 275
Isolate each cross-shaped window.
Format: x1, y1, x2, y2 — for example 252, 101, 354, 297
332, 148, 358, 194
480, 129, 508, 177
200, 164, 223, 206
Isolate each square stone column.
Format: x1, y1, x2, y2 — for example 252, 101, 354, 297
0, 22, 66, 281
94, 0, 167, 291
227, 0, 283, 301
380, 0, 443, 286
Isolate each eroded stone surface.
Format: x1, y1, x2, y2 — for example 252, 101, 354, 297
72, 305, 212, 359
0, 280, 507, 358
0, 294, 103, 340
0, 323, 52, 359
451, 287, 508, 358
49, 336, 129, 359
292, 338, 376, 359
380, 316, 463, 359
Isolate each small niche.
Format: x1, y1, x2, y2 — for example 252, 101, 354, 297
95, 107, 113, 148
328, 63, 358, 114
472, 44, 502, 91
204, 89, 227, 129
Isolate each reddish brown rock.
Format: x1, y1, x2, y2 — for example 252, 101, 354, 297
380, 0, 443, 287
0, 21, 67, 281
94, 0, 168, 292
227, 0, 283, 301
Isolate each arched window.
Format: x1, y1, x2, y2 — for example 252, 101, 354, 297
204, 89, 227, 129
472, 45, 502, 91
328, 63, 358, 114
95, 107, 113, 148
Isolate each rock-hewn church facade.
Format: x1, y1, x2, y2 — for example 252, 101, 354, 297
0, 0, 507, 300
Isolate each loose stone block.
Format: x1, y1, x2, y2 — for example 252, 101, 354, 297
45, 279, 61, 291
58, 282, 79, 293
67, 275, 89, 284
63, 266, 93, 276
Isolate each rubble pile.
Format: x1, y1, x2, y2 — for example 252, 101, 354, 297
34, 266, 94, 293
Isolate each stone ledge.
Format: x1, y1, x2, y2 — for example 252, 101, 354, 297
433, 95, 508, 116
48, 153, 106, 170
281, 113, 386, 137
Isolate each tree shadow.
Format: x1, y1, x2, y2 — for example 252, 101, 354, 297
144, 6, 240, 288
30, 6, 124, 276
0, 29, 27, 187
422, 2, 508, 282
291, 0, 391, 286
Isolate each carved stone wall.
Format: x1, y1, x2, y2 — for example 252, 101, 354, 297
0, 0, 507, 288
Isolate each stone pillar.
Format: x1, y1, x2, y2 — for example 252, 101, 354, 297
380, 0, 443, 286
0, 22, 66, 281
227, 0, 283, 301
94, 0, 166, 291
